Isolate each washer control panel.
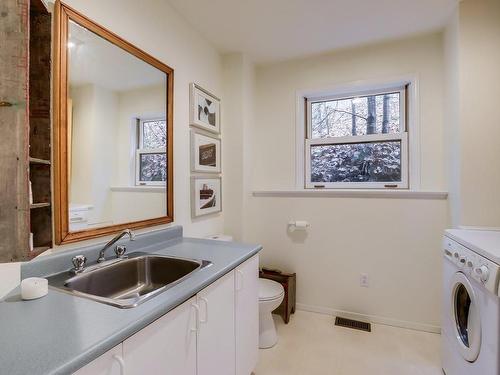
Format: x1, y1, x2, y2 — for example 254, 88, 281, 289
443, 235, 500, 296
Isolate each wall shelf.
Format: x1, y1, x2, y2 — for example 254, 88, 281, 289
29, 157, 51, 165
30, 203, 51, 209
252, 189, 448, 200
28, 0, 53, 257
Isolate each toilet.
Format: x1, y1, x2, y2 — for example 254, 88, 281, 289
205, 234, 285, 348
259, 278, 285, 348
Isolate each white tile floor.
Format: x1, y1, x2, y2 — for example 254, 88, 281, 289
255, 310, 442, 375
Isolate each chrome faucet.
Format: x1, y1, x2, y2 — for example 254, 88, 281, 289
71, 255, 87, 274
97, 229, 135, 263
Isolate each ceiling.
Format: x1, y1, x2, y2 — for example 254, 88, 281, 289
167, 0, 458, 64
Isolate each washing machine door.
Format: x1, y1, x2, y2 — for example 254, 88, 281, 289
450, 272, 481, 362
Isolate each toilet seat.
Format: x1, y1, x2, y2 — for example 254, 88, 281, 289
259, 279, 284, 301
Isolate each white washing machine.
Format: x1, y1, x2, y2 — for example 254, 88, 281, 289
442, 229, 500, 375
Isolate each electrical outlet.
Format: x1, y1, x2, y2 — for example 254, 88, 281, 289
360, 273, 369, 287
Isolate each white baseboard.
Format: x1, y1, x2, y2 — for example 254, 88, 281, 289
295, 303, 441, 334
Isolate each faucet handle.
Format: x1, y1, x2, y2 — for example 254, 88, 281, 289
72, 255, 87, 273
115, 245, 128, 259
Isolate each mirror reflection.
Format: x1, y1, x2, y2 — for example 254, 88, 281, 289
67, 20, 167, 232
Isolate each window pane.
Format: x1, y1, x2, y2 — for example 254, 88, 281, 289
139, 153, 166, 182
142, 120, 166, 148
311, 92, 401, 138
310, 141, 401, 183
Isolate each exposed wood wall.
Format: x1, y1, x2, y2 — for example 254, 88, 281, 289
0, 0, 30, 262
0, 0, 52, 262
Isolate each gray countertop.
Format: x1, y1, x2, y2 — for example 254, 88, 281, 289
0, 226, 261, 375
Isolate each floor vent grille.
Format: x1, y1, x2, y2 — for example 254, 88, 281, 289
334, 317, 371, 332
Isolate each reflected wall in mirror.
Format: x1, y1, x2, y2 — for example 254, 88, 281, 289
54, 1, 174, 245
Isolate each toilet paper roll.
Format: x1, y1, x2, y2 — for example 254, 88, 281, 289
288, 220, 310, 232
21, 277, 48, 300
293, 221, 309, 229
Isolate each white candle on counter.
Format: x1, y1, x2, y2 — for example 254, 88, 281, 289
21, 277, 48, 300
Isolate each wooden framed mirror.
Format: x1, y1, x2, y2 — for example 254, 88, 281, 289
53, 1, 174, 245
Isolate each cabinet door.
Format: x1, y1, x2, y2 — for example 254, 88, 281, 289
197, 271, 235, 375
73, 345, 124, 375
123, 297, 197, 375
235, 255, 259, 375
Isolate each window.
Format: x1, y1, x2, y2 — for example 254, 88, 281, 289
136, 118, 167, 186
305, 85, 409, 189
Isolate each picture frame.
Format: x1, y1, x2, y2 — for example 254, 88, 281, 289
190, 83, 220, 134
191, 176, 222, 218
191, 130, 221, 173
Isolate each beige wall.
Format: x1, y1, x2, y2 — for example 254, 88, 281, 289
456, 0, 500, 227
70, 84, 116, 226
221, 54, 255, 240
111, 190, 165, 224
252, 33, 446, 191
243, 33, 449, 330
444, 10, 461, 227
0, 263, 21, 299
246, 197, 447, 331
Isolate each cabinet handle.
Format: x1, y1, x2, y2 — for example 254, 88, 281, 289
200, 297, 208, 324
112, 354, 126, 375
236, 270, 244, 291
191, 303, 200, 332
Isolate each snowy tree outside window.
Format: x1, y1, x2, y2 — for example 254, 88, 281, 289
305, 85, 409, 189
136, 118, 167, 185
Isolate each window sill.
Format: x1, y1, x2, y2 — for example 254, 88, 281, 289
110, 186, 165, 193
252, 189, 448, 200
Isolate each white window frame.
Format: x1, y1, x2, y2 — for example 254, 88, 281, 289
135, 117, 167, 186
296, 76, 420, 190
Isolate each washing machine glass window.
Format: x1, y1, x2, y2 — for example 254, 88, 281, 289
455, 284, 472, 347
451, 272, 481, 363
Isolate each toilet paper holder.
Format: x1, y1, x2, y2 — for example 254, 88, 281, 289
288, 220, 310, 232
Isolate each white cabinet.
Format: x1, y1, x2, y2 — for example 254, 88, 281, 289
197, 271, 235, 375
235, 254, 259, 375
73, 345, 124, 375
74, 256, 258, 375
123, 296, 197, 375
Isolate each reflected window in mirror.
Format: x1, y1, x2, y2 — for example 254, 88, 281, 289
136, 118, 167, 186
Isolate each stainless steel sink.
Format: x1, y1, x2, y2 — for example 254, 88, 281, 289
47, 252, 211, 308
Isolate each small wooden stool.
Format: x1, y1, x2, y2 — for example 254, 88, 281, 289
259, 268, 296, 324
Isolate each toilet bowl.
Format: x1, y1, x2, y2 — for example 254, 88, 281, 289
259, 278, 285, 348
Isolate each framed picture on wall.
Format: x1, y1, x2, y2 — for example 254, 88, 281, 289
191, 176, 222, 217
190, 83, 220, 134
191, 130, 221, 173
